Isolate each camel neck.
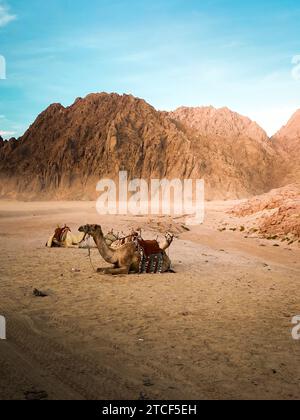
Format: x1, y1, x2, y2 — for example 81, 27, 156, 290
93, 233, 115, 264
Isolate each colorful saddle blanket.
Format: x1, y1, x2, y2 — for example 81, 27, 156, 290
135, 239, 164, 274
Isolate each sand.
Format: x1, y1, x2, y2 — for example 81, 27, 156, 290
0, 200, 299, 400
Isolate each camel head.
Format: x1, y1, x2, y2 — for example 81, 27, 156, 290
78, 224, 103, 238
165, 231, 174, 245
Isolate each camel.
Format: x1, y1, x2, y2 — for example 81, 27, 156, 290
46, 225, 119, 249
109, 228, 174, 251
46, 225, 95, 249
47, 231, 86, 248
78, 224, 174, 275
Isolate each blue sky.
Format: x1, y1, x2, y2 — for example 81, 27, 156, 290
0, 0, 300, 138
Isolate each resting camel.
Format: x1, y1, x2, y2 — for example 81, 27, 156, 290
46, 225, 119, 249
79, 224, 174, 275
46, 225, 95, 248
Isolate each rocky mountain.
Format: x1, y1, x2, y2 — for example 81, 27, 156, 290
271, 110, 300, 186
170, 106, 269, 143
169, 106, 276, 197
0, 93, 281, 200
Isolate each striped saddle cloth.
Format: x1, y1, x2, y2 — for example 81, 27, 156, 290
135, 239, 164, 274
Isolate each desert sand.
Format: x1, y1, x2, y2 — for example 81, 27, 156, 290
0, 200, 299, 400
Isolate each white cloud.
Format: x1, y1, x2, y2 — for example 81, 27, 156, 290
291, 55, 300, 81
0, 3, 16, 28
0, 130, 15, 137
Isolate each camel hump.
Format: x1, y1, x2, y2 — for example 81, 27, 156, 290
137, 239, 162, 257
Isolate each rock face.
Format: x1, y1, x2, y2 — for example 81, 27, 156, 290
0, 93, 281, 200
229, 110, 300, 240
170, 106, 269, 143
169, 106, 275, 198
231, 184, 300, 240
0, 94, 191, 200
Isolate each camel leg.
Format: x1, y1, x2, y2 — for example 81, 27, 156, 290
97, 267, 107, 273
99, 266, 130, 276
60, 242, 78, 248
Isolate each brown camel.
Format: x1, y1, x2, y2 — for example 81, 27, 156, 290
78, 224, 174, 275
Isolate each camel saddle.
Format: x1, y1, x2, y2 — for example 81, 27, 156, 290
135, 238, 164, 274
136, 239, 162, 257
53, 225, 71, 243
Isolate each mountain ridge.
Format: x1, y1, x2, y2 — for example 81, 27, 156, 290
0, 92, 298, 201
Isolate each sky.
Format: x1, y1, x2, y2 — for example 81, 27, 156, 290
0, 0, 300, 139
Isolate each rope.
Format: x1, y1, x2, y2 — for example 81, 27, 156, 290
167, 234, 175, 272
86, 235, 97, 273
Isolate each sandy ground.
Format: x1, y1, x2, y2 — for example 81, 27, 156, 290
0, 200, 299, 400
